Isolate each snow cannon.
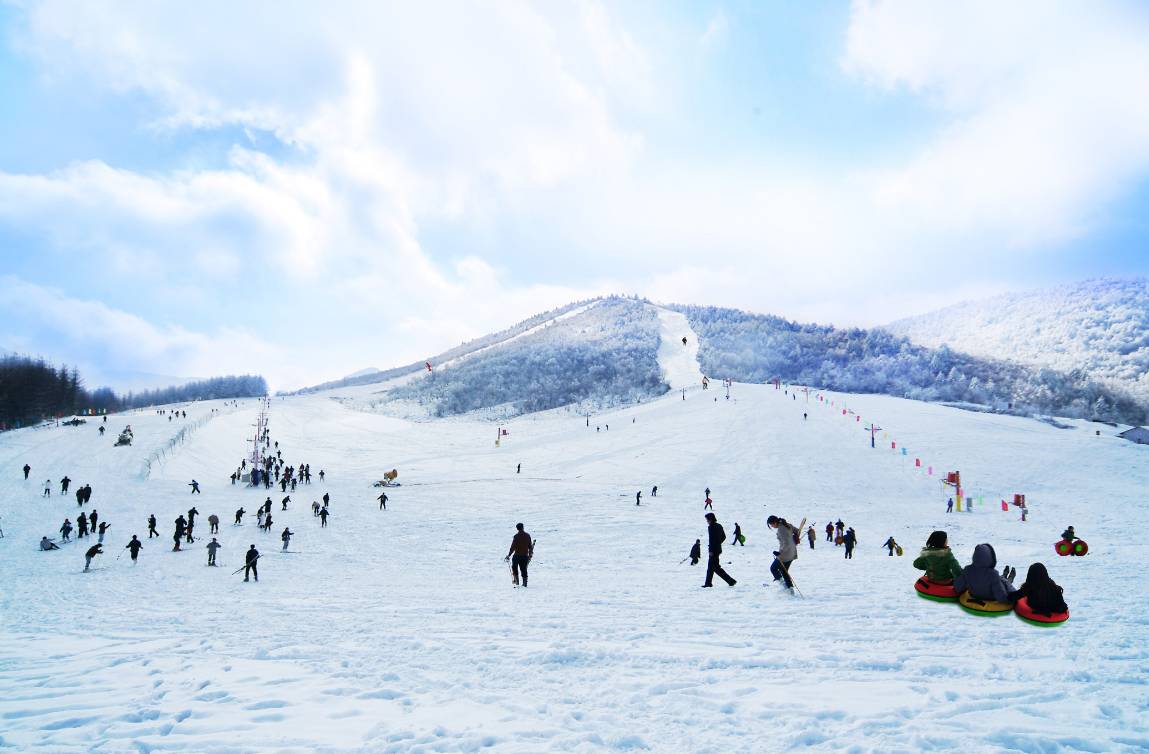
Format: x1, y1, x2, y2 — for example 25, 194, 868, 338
914, 577, 959, 603
958, 592, 1013, 616
1013, 597, 1069, 627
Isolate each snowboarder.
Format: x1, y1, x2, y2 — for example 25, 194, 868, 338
883, 536, 898, 556
281, 527, 293, 551
23, 463, 30, 480
731, 523, 744, 546
243, 544, 260, 582
688, 539, 701, 565
234, 507, 245, 525
825, 523, 834, 542
125, 535, 143, 562
319, 507, 329, 527
148, 514, 159, 538
206, 538, 221, 566
844, 527, 857, 559
188, 480, 201, 494
97, 521, 109, 543
702, 513, 736, 587
767, 515, 797, 591
83, 543, 103, 571
40, 536, 60, 550
208, 514, 219, 534
807, 526, 816, 549
636, 490, 642, 506
60, 476, 71, 494
504, 523, 534, 587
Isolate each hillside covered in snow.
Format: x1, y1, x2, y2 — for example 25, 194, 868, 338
887, 278, 1149, 403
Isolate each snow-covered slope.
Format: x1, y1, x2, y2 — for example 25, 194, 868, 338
1, 384, 1147, 752
888, 277, 1149, 402
652, 305, 703, 390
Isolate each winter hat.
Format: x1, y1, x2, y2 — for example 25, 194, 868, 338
704, 512, 716, 521
926, 531, 948, 548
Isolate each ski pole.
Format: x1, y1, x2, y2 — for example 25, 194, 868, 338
778, 557, 804, 598
678, 557, 688, 565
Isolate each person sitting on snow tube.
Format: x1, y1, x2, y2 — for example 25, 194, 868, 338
1012, 563, 1067, 616
913, 530, 963, 583
954, 543, 1017, 604
1061, 525, 1076, 542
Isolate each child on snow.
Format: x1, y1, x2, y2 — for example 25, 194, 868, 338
1011, 563, 1068, 615
953, 543, 1017, 603
912, 531, 962, 583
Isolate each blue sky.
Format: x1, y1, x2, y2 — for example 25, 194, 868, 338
1, 0, 1147, 391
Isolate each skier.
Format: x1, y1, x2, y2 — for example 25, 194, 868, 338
23, 463, 30, 480
882, 536, 898, 556
148, 514, 159, 538
636, 490, 642, 506
243, 544, 260, 582
77, 512, 89, 539
767, 515, 797, 591
281, 496, 290, 511
234, 507, 245, 525
97, 521, 110, 544
702, 513, 736, 587
731, 523, 744, 546
188, 480, 201, 494
43, 479, 51, 497
688, 539, 701, 566
319, 506, 329, 528
125, 535, 143, 563
60, 476, 71, 494
651, 485, 658, 497
281, 527, 293, 551
83, 543, 103, 572
843, 527, 857, 559
504, 523, 534, 588
206, 538, 221, 566
825, 523, 834, 543
40, 536, 60, 550
946, 497, 954, 513
208, 514, 219, 534
807, 526, 816, 549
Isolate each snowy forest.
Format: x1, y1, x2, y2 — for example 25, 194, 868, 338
386, 297, 666, 416
0, 355, 267, 429
676, 305, 1148, 424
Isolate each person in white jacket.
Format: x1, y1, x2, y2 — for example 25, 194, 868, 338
767, 515, 798, 591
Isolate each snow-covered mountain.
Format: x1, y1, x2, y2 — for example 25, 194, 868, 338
297, 294, 1147, 424
887, 278, 1149, 402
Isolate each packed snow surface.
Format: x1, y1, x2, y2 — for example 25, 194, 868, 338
652, 306, 703, 390
1, 385, 1147, 753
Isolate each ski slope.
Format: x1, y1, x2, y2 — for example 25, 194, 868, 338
1, 386, 1147, 753
652, 305, 703, 391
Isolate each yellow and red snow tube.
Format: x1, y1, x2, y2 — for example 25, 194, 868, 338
958, 591, 1013, 616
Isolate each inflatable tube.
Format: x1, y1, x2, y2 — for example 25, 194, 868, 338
958, 591, 1013, 616
1014, 596, 1069, 626
1055, 540, 1073, 556
1072, 540, 1089, 556
915, 577, 958, 602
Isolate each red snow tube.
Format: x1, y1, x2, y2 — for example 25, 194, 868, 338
1014, 596, 1069, 626
958, 591, 1013, 616
1072, 540, 1089, 556
1055, 540, 1073, 556
915, 577, 959, 603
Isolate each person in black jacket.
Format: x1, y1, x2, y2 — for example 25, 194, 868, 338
244, 544, 260, 582
147, 514, 159, 538
731, 523, 744, 546
702, 513, 736, 587
505, 523, 534, 587
688, 539, 701, 566
1012, 562, 1067, 615
125, 535, 143, 562
83, 543, 103, 572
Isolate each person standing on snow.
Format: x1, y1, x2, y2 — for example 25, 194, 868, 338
688, 539, 701, 566
281, 496, 290, 511
188, 480, 201, 494
234, 507, 245, 525
243, 544, 260, 582
377, 491, 388, 510
731, 523, 744, 546
281, 527, 293, 551
59, 518, 73, 542
651, 485, 658, 497
83, 543, 103, 572
702, 513, 736, 587
505, 523, 534, 587
208, 514, 219, 534
319, 506, 329, 528
89, 509, 99, 534
704, 495, 713, 510
60, 476, 71, 494
23, 463, 30, 480
807, 526, 816, 549
125, 535, 143, 563
767, 515, 797, 591
206, 538, 221, 566
43, 479, 52, 497
173, 515, 186, 551
77, 512, 89, 539
825, 522, 834, 543
636, 490, 642, 506
97, 521, 110, 543
148, 514, 159, 538
882, 536, 898, 556
844, 527, 857, 559
946, 498, 954, 513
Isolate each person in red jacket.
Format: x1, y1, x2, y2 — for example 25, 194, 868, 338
505, 523, 534, 587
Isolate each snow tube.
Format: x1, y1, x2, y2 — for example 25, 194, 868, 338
1055, 540, 1073, 556
1014, 597, 1068, 626
915, 577, 958, 603
958, 591, 1013, 616
1072, 540, 1089, 556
